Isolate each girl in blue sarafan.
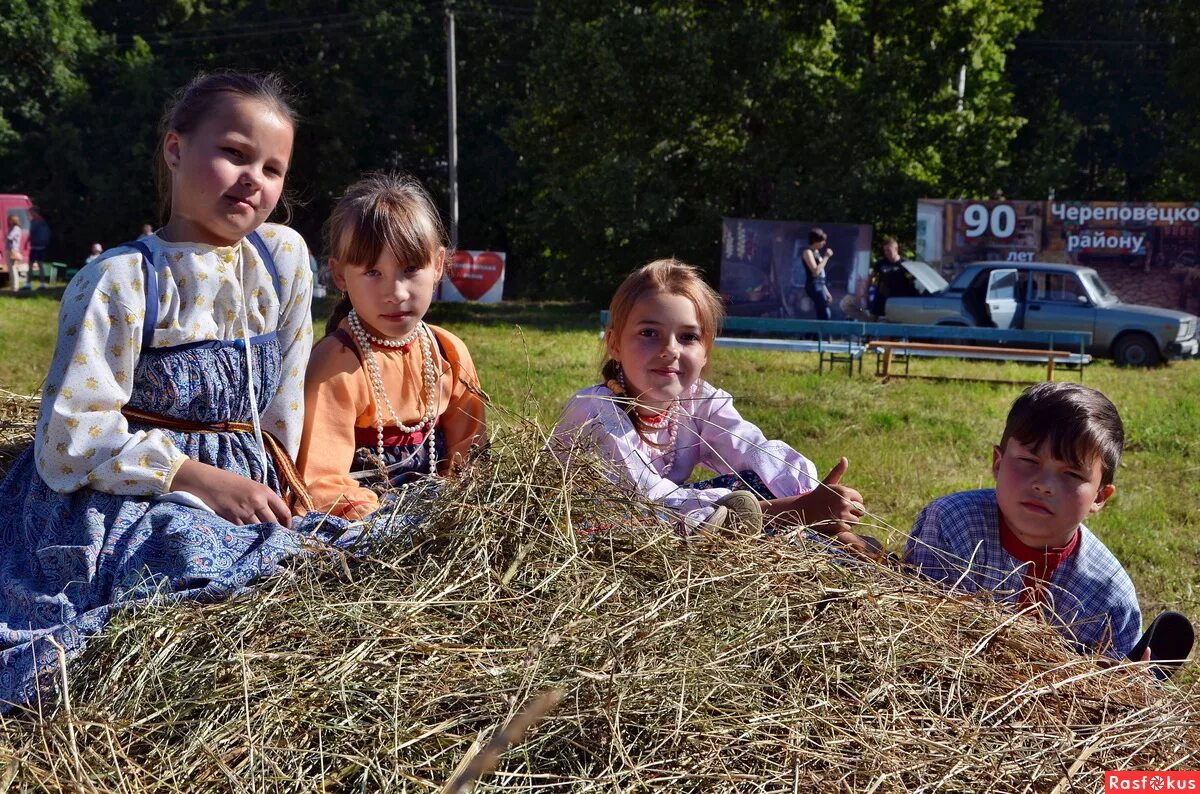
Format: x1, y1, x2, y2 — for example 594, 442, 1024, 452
0, 71, 347, 710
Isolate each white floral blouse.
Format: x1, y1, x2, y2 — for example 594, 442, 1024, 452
33, 224, 314, 496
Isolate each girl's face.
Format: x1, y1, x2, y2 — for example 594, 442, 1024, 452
608, 290, 709, 411
163, 94, 293, 247
332, 246, 445, 341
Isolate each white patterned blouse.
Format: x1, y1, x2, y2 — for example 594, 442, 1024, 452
32, 224, 314, 496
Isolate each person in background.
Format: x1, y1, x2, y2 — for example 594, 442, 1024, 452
85, 242, 103, 266
868, 236, 917, 319
309, 252, 327, 298
801, 228, 834, 321
29, 208, 50, 282
6, 214, 23, 292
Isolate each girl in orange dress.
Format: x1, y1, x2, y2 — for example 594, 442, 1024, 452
298, 173, 485, 519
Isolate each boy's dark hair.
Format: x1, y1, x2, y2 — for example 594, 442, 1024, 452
155, 71, 299, 225
1001, 382, 1124, 487
808, 227, 827, 245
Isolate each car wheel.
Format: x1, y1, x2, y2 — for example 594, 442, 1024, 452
1112, 333, 1162, 367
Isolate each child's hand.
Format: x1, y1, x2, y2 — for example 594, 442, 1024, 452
1097, 646, 1150, 672
834, 531, 884, 561
762, 457, 865, 534
170, 459, 292, 527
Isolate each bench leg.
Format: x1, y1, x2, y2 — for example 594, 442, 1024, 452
1046, 359, 1055, 382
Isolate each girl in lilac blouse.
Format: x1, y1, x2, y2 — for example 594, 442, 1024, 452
552, 258, 873, 549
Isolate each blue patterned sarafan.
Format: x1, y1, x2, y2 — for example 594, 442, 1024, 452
0, 231, 414, 712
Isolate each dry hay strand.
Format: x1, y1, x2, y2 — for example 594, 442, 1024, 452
0, 423, 1197, 793
0, 389, 38, 478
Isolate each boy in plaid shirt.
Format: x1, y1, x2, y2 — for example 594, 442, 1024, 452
905, 383, 1191, 669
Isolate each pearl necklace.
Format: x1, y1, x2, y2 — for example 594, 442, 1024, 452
347, 309, 439, 475
636, 402, 680, 473
355, 320, 421, 350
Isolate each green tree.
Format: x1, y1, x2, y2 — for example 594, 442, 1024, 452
816, 0, 1039, 226
3, 0, 1057, 292
6, 1, 454, 260
0, 0, 98, 151
509, 0, 1039, 298
1003, 0, 1180, 199
1161, 0, 1200, 197
0, 0, 103, 257
448, 1, 536, 285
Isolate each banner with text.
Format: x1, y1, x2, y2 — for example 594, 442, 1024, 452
916, 199, 1200, 313
440, 249, 505, 303
720, 218, 873, 318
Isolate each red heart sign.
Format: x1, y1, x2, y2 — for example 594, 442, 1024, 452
449, 249, 505, 301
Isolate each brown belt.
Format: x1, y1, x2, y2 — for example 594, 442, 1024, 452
122, 406, 315, 514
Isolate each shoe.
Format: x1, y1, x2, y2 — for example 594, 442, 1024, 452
699, 504, 730, 533
715, 491, 764, 534
1128, 610, 1194, 679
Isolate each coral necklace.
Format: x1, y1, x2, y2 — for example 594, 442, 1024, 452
636, 403, 680, 473
347, 309, 439, 475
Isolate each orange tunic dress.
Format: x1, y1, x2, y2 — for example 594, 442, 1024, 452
298, 320, 485, 518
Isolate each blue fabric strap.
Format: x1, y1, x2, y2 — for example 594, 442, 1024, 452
246, 231, 281, 303
126, 239, 159, 350
125, 231, 279, 352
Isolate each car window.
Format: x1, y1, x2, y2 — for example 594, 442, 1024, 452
987, 269, 1018, 301
1081, 271, 1118, 304
1029, 272, 1045, 301
1031, 272, 1087, 303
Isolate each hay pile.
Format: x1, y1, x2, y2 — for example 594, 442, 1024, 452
0, 389, 38, 477
0, 412, 1198, 792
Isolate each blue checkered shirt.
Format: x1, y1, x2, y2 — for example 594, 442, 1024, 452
904, 489, 1141, 659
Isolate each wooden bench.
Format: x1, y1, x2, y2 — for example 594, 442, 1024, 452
599, 311, 1092, 380
871, 340, 1092, 382
43, 262, 79, 285
713, 320, 1092, 376
861, 321, 1091, 354
718, 317, 866, 374
714, 335, 866, 371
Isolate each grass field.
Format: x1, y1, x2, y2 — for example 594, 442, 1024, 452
3, 289, 1199, 622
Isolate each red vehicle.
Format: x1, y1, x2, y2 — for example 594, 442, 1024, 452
1, 194, 33, 276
